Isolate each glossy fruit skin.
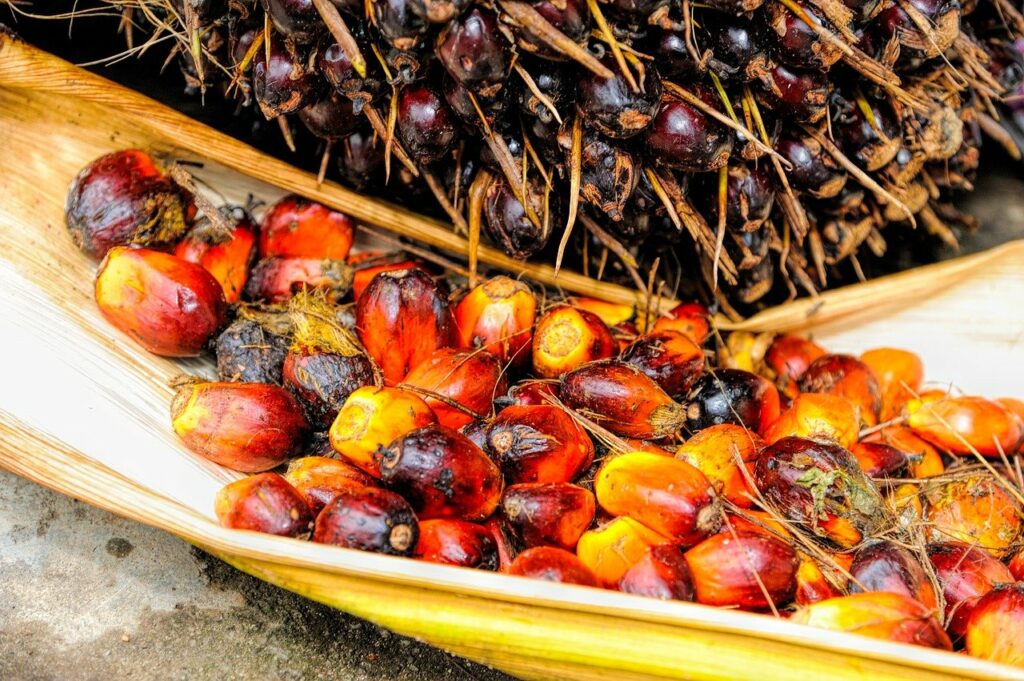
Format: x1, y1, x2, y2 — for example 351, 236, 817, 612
313, 486, 419, 556
175, 214, 258, 303
508, 546, 599, 586
764, 0, 843, 70
336, 128, 386, 190
621, 331, 705, 399
245, 257, 353, 303
259, 196, 354, 260
370, 0, 428, 50
504, 380, 560, 407
532, 305, 617, 379
561, 361, 687, 439
651, 302, 711, 346
215, 473, 313, 537
66, 150, 192, 260
595, 452, 720, 545
453, 276, 537, 367
619, 545, 696, 601
792, 592, 953, 650
848, 540, 938, 612
502, 482, 595, 550
755, 437, 884, 548
685, 529, 799, 609
216, 317, 292, 384
576, 517, 672, 586
171, 382, 310, 472
282, 348, 376, 429
765, 335, 827, 399
298, 92, 361, 140
799, 354, 882, 427
413, 519, 499, 569
484, 177, 553, 260
677, 424, 763, 508
762, 393, 860, 450
356, 268, 453, 383
436, 8, 509, 92
775, 136, 847, 199
757, 63, 827, 123
487, 405, 595, 484
95, 247, 226, 357
576, 60, 662, 139
252, 35, 323, 118
403, 348, 508, 429
966, 583, 1024, 665
860, 348, 924, 421
684, 369, 781, 436
351, 259, 423, 301
849, 442, 907, 478
329, 386, 437, 477
396, 83, 459, 163
283, 456, 378, 515
795, 555, 844, 605
928, 542, 1014, 640
262, 0, 323, 42
644, 97, 732, 172
908, 396, 1023, 458
924, 476, 1023, 558
864, 426, 944, 479
380, 424, 503, 521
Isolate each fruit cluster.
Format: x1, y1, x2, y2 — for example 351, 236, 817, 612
68, 149, 1024, 667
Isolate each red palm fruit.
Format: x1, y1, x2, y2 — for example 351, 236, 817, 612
723, 510, 793, 540
505, 379, 560, 406
791, 593, 952, 650
676, 424, 763, 508
245, 257, 353, 303
329, 386, 437, 477
621, 331, 705, 398
799, 354, 882, 427
612, 321, 639, 353
684, 369, 781, 436
380, 424, 502, 521
282, 456, 377, 515
483, 516, 519, 572
509, 546, 599, 586
850, 442, 908, 478
908, 396, 1024, 457
66, 149, 193, 259
566, 296, 635, 328
860, 348, 924, 421
313, 486, 419, 556
486, 405, 594, 484
413, 519, 499, 570
214, 473, 313, 537
95, 247, 226, 357
623, 438, 674, 456
754, 437, 885, 548
403, 348, 507, 429
795, 555, 844, 605
762, 393, 860, 450
171, 382, 309, 472
595, 452, 721, 544
966, 583, 1024, 665
1011, 548, 1024, 581
928, 542, 1014, 640
684, 530, 799, 609
924, 476, 1022, 557
259, 195, 354, 260
453, 276, 537, 367
351, 259, 422, 301
618, 545, 696, 601
864, 426, 945, 478
765, 335, 826, 399
175, 214, 258, 303
282, 349, 375, 429
531, 305, 617, 378
501, 482, 595, 550
651, 301, 710, 345
576, 517, 673, 586
356, 268, 453, 383
848, 540, 938, 612
561, 361, 687, 439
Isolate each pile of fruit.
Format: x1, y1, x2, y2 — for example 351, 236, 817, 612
43, 0, 1024, 309
68, 149, 1024, 667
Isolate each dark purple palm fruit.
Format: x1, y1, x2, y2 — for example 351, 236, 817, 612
644, 94, 733, 172
727, 221, 772, 270
776, 134, 847, 198
261, 0, 327, 44
443, 75, 510, 126
702, 0, 765, 11
409, 0, 470, 23
734, 256, 776, 304
645, 28, 702, 79
526, 115, 564, 166
576, 59, 663, 139
436, 8, 511, 97
484, 177, 555, 259
874, 0, 961, 67
604, 0, 669, 20
252, 35, 324, 118
336, 127, 385, 189
370, 0, 429, 51
702, 163, 776, 233
831, 93, 902, 171
763, 0, 845, 72
756, 63, 828, 123
702, 14, 773, 82
298, 92, 360, 139
396, 82, 459, 163
316, 37, 385, 107
516, 59, 571, 124
514, 0, 592, 60
557, 129, 641, 225
478, 124, 527, 171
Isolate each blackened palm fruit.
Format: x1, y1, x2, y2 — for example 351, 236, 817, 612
370, 0, 428, 50
646, 28, 701, 78
702, 15, 772, 82
684, 368, 779, 434
776, 135, 847, 198
261, 0, 324, 43
605, 0, 668, 18
831, 94, 902, 172
484, 177, 553, 259
396, 82, 459, 163
436, 8, 510, 96
764, 0, 844, 71
336, 128, 385, 189
253, 35, 323, 118
298, 92, 360, 139
317, 40, 383, 103
216, 316, 292, 384
574, 133, 640, 224
444, 76, 509, 126
645, 95, 732, 172
703, 163, 775, 233
517, 60, 571, 123
757, 63, 827, 123
576, 60, 662, 139
282, 349, 375, 429
515, 0, 591, 59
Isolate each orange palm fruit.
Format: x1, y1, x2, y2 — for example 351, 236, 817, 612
722, 510, 792, 540
244, 257, 353, 303
887, 483, 924, 529
621, 331, 705, 398
999, 397, 1024, 426
924, 476, 1022, 557
762, 393, 860, 450
356, 268, 453, 383
171, 382, 309, 472
282, 456, 378, 515
594, 452, 720, 544
508, 546, 599, 586
501, 482, 596, 550
175, 212, 258, 303
259, 195, 354, 260
765, 335, 827, 399
214, 472, 312, 537
403, 348, 508, 429
531, 305, 617, 378
684, 369, 781, 436
966, 583, 1024, 666
927, 542, 1014, 640
560, 361, 687, 439
860, 348, 924, 421
795, 555, 844, 605
95, 247, 226, 357
863, 426, 945, 478
329, 386, 437, 477
313, 486, 418, 556
799, 354, 882, 427
623, 439, 675, 456
791, 592, 952, 650
413, 519, 499, 570
576, 517, 673, 586
754, 437, 884, 548
908, 395, 1024, 457
566, 296, 635, 327
848, 540, 938, 612
849, 442, 908, 478
684, 530, 799, 609
486, 405, 595, 484
380, 424, 503, 521
618, 545, 696, 601
676, 424, 763, 508
453, 276, 537, 367
650, 301, 710, 345
351, 259, 422, 301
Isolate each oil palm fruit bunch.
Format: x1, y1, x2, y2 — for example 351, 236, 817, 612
79, 0, 1024, 311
